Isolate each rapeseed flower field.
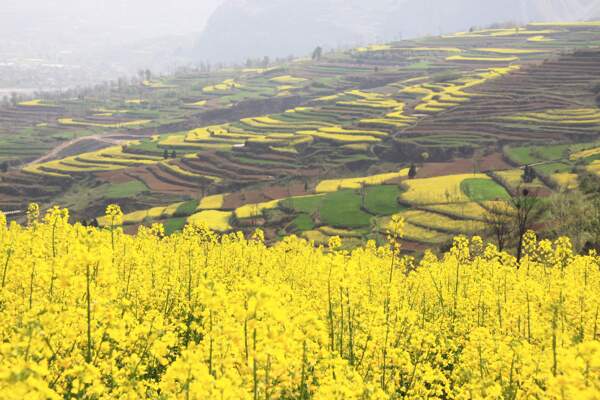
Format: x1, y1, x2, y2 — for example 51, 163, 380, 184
0, 206, 599, 398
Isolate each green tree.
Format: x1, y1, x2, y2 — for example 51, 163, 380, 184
482, 202, 513, 252
408, 164, 417, 179
584, 196, 600, 252
312, 46, 323, 61
522, 165, 536, 183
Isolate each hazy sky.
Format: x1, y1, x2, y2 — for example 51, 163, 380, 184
0, 0, 226, 90
0, 0, 224, 42
1, 0, 598, 91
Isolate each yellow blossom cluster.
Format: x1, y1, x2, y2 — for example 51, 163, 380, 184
0, 205, 599, 398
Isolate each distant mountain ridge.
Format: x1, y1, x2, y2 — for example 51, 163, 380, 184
195, 0, 600, 62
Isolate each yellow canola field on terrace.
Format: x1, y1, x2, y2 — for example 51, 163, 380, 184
297, 130, 381, 143
446, 55, 519, 62
186, 100, 207, 107
378, 215, 449, 244
97, 204, 177, 227
361, 102, 418, 128
58, 118, 151, 128
277, 85, 297, 91
197, 194, 226, 210
285, 106, 313, 113
423, 202, 488, 220
316, 169, 409, 193
495, 169, 529, 187
240, 115, 331, 130
241, 67, 277, 74
586, 160, 600, 177
530, 21, 600, 27
503, 108, 600, 125
159, 134, 211, 148
475, 48, 548, 54
404, 66, 519, 113
159, 162, 222, 184
450, 28, 560, 38
183, 124, 258, 144
234, 199, 280, 219
187, 210, 233, 232
400, 173, 490, 205
269, 75, 307, 84
318, 126, 389, 138
315, 94, 340, 102
400, 209, 485, 234
571, 146, 600, 160
97, 206, 233, 231
528, 35, 554, 42
396, 47, 462, 53
325, 90, 418, 128
0, 206, 599, 398
23, 145, 162, 177
356, 44, 391, 52
203, 79, 242, 93
142, 80, 177, 89
18, 99, 53, 107
338, 90, 404, 109
550, 172, 578, 189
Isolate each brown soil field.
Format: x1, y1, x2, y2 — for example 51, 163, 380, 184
222, 183, 311, 209
97, 166, 198, 196
95, 170, 137, 184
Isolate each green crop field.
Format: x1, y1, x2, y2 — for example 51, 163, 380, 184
504, 144, 571, 165
162, 217, 188, 235
461, 178, 510, 202
364, 185, 405, 215
104, 181, 149, 199
534, 162, 574, 176
319, 190, 372, 228
283, 190, 372, 229
291, 213, 316, 231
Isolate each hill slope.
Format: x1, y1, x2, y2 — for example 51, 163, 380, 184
195, 0, 600, 62
2, 21, 600, 248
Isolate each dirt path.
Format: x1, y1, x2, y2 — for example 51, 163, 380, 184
27, 134, 124, 166
3, 210, 22, 216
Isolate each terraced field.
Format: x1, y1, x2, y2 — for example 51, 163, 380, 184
2, 21, 600, 249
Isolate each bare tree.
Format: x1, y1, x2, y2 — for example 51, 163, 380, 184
482, 187, 545, 261
511, 188, 546, 264
482, 202, 513, 252
9, 92, 18, 107
584, 196, 600, 252
548, 188, 588, 251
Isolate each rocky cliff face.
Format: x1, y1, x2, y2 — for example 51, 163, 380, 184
195, 0, 600, 62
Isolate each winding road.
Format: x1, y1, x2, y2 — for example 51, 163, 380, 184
27, 134, 125, 166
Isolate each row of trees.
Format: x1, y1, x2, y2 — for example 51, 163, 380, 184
482, 171, 600, 261
163, 149, 177, 159
548, 171, 600, 253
